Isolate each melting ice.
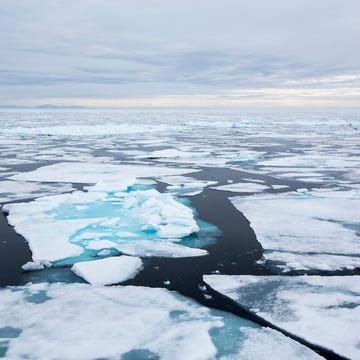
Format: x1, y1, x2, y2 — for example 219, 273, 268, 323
3, 179, 209, 265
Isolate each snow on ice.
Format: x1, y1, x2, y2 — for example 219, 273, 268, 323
211, 182, 268, 194
231, 189, 360, 271
9, 162, 197, 184
204, 274, 360, 359
0, 282, 323, 360
71, 256, 143, 285
0, 180, 74, 203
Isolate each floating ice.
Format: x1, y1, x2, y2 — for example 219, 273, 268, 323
0, 123, 178, 136
160, 175, 217, 196
0, 180, 74, 203
71, 256, 143, 285
211, 182, 268, 193
204, 274, 360, 359
258, 154, 358, 170
3, 182, 204, 264
143, 148, 210, 159
264, 252, 360, 272
0, 282, 323, 360
21, 260, 52, 272
271, 184, 289, 190
116, 240, 208, 257
9, 162, 197, 184
231, 190, 360, 271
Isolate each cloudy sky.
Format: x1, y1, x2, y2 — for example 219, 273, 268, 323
1, 0, 359, 107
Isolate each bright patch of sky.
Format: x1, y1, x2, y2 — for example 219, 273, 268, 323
0, 0, 359, 107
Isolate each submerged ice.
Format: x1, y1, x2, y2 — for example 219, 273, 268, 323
0, 282, 323, 360
3, 180, 207, 265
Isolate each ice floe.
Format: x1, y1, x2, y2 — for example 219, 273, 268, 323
71, 256, 143, 285
258, 154, 358, 170
231, 189, 360, 271
211, 182, 268, 193
3, 181, 205, 264
204, 274, 360, 359
0, 180, 74, 203
116, 240, 208, 258
140, 148, 211, 159
9, 162, 197, 184
0, 282, 323, 360
21, 260, 52, 272
160, 175, 217, 196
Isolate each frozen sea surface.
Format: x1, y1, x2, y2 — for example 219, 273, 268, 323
204, 275, 360, 359
231, 189, 360, 271
10, 162, 198, 184
0, 282, 323, 360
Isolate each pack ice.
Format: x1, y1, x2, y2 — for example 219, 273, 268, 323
231, 189, 360, 271
9, 162, 197, 184
0, 282, 323, 360
204, 275, 360, 360
3, 179, 206, 265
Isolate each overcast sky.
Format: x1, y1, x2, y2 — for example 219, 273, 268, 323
1, 0, 359, 107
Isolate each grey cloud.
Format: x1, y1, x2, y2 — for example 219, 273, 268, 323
0, 0, 359, 103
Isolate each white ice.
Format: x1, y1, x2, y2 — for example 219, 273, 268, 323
0, 282, 323, 360
9, 162, 197, 184
3, 181, 204, 264
116, 240, 208, 257
0, 123, 179, 136
204, 274, 360, 360
271, 185, 289, 190
231, 189, 360, 271
160, 175, 217, 196
71, 256, 143, 285
264, 252, 360, 272
21, 260, 52, 272
211, 182, 268, 193
141, 148, 211, 159
257, 154, 358, 170
0, 180, 74, 203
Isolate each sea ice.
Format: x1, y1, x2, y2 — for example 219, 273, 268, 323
257, 154, 358, 170
3, 182, 204, 264
160, 175, 217, 196
204, 274, 360, 359
116, 240, 208, 257
264, 252, 360, 272
271, 184, 289, 190
0, 282, 323, 360
142, 148, 211, 159
211, 182, 268, 193
71, 256, 143, 285
21, 260, 52, 272
0, 180, 74, 203
0, 123, 177, 136
231, 189, 360, 271
9, 162, 197, 184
